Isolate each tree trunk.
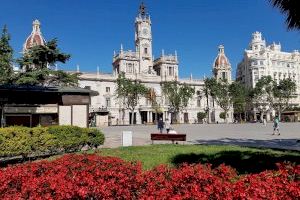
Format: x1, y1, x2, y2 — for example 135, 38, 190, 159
206, 94, 210, 124
278, 106, 282, 121
130, 110, 134, 125
122, 108, 125, 125
225, 111, 228, 124
1, 104, 4, 128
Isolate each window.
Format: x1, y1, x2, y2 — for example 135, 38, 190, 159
222, 72, 226, 79
106, 87, 110, 93
144, 48, 148, 54
126, 63, 133, 73
168, 66, 174, 76
197, 97, 201, 107
105, 98, 111, 107
260, 61, 263, 65
196, 90, 201, 96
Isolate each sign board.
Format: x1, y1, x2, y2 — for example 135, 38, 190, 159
122, 131, 133, 146
62, 95, 89, 105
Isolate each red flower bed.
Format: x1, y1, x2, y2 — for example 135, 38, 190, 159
0, 154, 299, 200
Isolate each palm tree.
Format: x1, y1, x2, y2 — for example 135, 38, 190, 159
270, 0, 300, 30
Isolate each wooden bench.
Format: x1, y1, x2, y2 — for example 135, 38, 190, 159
150, 133, 186, 144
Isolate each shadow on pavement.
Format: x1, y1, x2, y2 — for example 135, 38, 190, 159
192, 138, 300, 151
171, 149, 300, 174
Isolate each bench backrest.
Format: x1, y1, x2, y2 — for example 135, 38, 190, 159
151, 133, 186, 141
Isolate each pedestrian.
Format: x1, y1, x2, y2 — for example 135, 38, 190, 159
157, 117, 164, 133
263, 117, 267, 126
272, 116, 280, 135
165, 118, 171, 133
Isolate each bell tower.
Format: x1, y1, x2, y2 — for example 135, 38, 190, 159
135, 3, 153, 74
213, 45, 232, 82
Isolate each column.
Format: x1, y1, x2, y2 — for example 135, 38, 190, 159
147, 111, 150, 123
149, 111, 153, 123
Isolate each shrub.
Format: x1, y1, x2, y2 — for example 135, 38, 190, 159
0, 154, 299, 199
0, 126, 33, 157
82, 128, 105, 147
0, 126, 105, 158
197, 112, 207, 123
47, 125, 86, 152
219, 112, 226, 121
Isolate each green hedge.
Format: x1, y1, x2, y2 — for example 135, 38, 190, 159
0, 126, 105, 158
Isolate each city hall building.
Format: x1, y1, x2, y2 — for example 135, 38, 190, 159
12, 4, 234, 127
78, 4, 233, 126
236, 31, 300, 121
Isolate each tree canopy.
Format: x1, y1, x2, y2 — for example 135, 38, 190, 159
270, 0, 300, 30
115, 73, 148, 124
0, 25, 13, 84
213, 79, 231, 123
229, 82, 250, 121
162, 81, 195, 123
15, 39, 78, 86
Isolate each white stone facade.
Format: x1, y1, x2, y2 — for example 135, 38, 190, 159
237, 31, 300, 104
236, 31, 300, 121
79, 4, 233, 126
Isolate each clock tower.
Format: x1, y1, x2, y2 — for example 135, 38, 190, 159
135, 3, 154, 74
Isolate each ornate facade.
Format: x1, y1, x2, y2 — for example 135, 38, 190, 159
236, 31, 300, 120
78, 4, 233, 126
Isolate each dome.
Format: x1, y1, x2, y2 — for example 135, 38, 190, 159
23, 19, 46, 52
213, 45, 230, 68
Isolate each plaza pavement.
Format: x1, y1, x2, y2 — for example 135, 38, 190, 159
100, 122, 300, 151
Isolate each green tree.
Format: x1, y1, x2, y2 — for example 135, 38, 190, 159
219, 112, 226, 122
229, 82, 250, 122
270, 0, 300, 30
0, 25, 13, 84
0, 25, 14, 127
15, 39, 78, 86
273, 78, 296, 118
213, 79, 231, 123
197, 112, 206, 123
115, 73, 148, 125
203, 78, 218, 123
162, 81, 195, 123
147, 88, 162, 124
252, 76, 276, 117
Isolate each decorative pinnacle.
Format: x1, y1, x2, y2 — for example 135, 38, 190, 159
139, 2, 146, 17
32, 19, 41, 33
218, 45, 225, 54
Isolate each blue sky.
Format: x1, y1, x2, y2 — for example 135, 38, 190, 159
1, 0, 300, 79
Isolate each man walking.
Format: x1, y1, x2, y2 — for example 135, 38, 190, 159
272, 116, 280, 135
157, 118, 164, 133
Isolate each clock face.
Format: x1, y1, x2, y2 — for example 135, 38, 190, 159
142, 28, 148, 36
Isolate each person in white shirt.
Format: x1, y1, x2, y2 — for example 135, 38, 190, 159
168, 127, 177, 134
165, 118, 171, 133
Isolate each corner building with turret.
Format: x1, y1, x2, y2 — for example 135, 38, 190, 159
77, 4, 233, 126
236, 31, 300, 121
